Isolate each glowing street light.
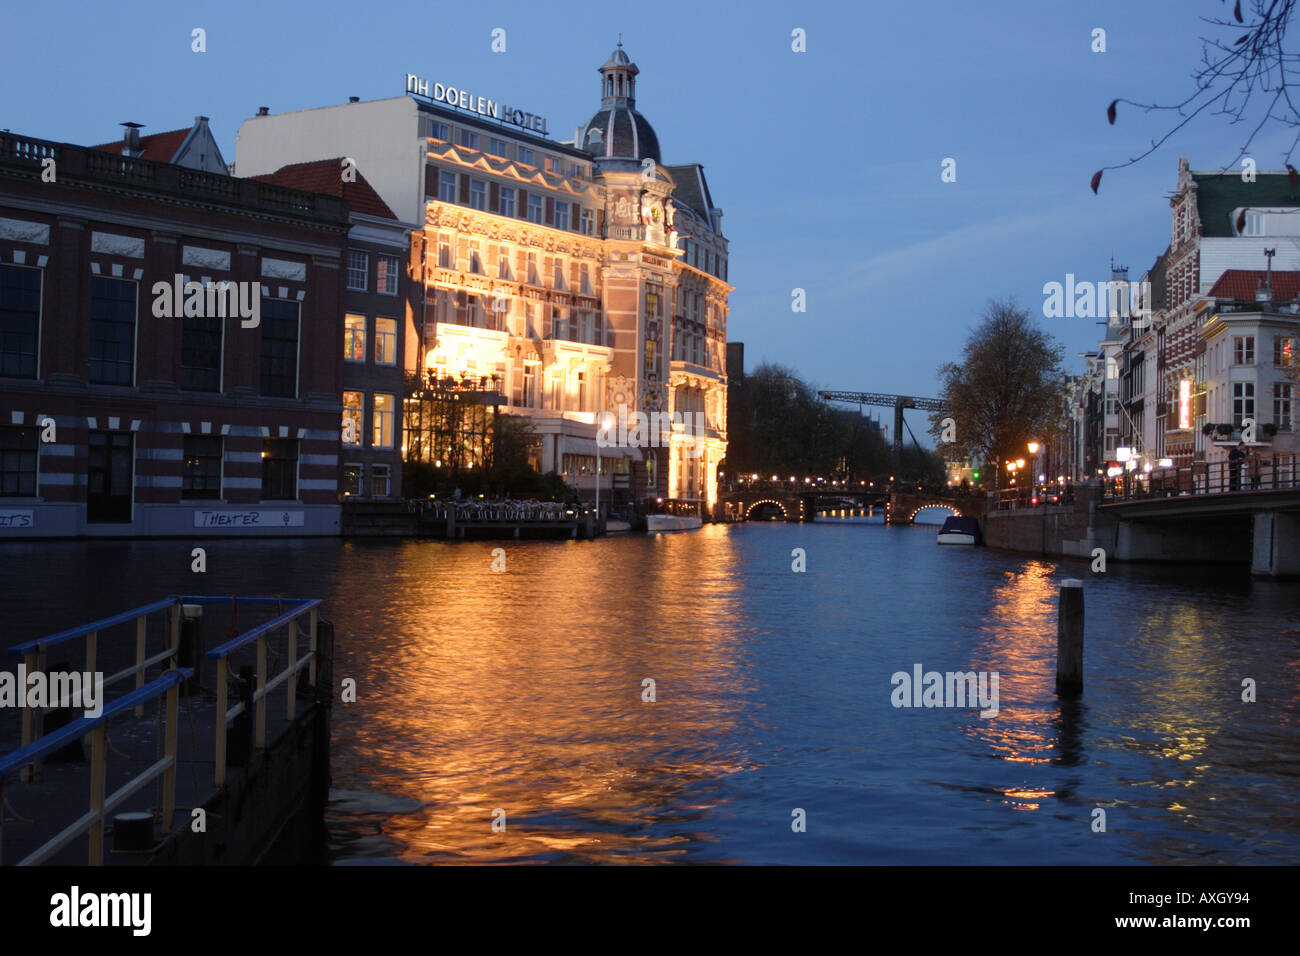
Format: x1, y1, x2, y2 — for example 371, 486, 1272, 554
1027, 441, 1040, 454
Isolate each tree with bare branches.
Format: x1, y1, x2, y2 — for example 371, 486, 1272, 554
1093, 0, 1300, 193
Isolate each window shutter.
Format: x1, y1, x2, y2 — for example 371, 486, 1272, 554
517, 189, 528, 218
545, 197, 554, 225
425, 166, 438, 200
570, 203, 580, 231
489, 182, 499, 213
458, 174, 469, 205
457, 237, 468, 269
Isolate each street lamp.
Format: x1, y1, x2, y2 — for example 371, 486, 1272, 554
596, 411, 615, 519
1027, 441, 1040, 455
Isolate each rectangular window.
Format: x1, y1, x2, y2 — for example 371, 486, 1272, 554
430, 121, 450, 141
260, 299, 299, 398
344, 314, 366, 362
180, 307, 221, 392
497, 248, 512, 280
527, 194, 543, 223
376, 255, 400, 295
553, 202, 569, 231
89, 276, 136, 386
553, 259, 566, 290
0, 426, 38, 497
580, 264, 592, 295
1233, 382, 1255, 425
469, 179, 486, 211
375, 317, 397, 365
1275, 382, 1293, 429
342, 463, 361, 497
580, 209, 595, 235
543, 156, 559, 174
86, 431, 133, 522
343, 391, 363, 446
0, 264, 40, 378
181, 435, 222, 500
1275, 335, 1294, 367
526, 253, 540, 285
499, 187, 516, 218
372, 393, 395, 448
261, 438, 298, 500
1234, 335, 1256, 365
346, 250, 369, 291
457, 129, 478, 150
488, 138, 507, 157
468, 240, 484, 275
438, 171, 456, 203
517, 147, 534, 167
438, 234, 452, 268
371, 463, 391, 498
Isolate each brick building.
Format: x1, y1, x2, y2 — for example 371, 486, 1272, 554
0, 128, 349, 537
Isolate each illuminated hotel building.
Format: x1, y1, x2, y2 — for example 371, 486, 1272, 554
236, 44, 730, 508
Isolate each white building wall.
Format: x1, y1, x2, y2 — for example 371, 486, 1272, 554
1199, 238, 1300, 294
235, 97, 424, 223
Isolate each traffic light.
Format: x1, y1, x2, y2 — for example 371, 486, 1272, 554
972, 470, 981, 480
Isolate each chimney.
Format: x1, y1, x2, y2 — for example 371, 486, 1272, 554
710, 208, 723, 232
257, 107, 269, 117
349, 96, 360, 103
120, 122, 144, 158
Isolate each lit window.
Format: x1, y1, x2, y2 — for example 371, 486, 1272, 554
372, 393, 395, 448
469, 179, 486, 211
342, 463, 362, 496
499, 187, 516, 218
342, 391, 363, 446
553, 202, 569, 230
527, 194, 543, 223
438, 171, 456, 203
344, 314, 366, 362
375, 317, 397, 365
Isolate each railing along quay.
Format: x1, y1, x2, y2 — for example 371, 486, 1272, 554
0, 596, 329, 865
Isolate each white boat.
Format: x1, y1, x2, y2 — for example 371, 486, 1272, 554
936, 515, 980, 546
646, 514, 703, 533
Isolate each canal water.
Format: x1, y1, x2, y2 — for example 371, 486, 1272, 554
3, 516, 1298, 864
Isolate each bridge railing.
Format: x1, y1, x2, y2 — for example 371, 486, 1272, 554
1103, 452, 1300, 502
992, 486, 1076, 510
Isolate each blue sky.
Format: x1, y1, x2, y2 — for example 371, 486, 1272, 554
4, 0, 1293, 402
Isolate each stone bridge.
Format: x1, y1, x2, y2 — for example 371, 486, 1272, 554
716, 488, 985, 524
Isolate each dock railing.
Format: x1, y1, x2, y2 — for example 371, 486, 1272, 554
1, 595, 325, 865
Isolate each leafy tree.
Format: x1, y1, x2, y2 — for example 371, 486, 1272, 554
930, 299, 1066, 481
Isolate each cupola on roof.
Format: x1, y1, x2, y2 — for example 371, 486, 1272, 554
581, 41, 661, 165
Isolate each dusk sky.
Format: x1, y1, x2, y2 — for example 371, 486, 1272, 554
4, 0, 1291, 402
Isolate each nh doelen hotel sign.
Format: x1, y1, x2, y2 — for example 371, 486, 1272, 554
406, 73, 549, 136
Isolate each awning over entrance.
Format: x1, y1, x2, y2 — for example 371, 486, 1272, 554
563, 437, 642, 459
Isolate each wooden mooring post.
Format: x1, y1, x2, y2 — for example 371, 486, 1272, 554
1056, 579, 1084, 694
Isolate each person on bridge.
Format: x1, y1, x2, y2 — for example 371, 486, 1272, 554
1249, 448, 1262, 491
1228, 443, 1245, 492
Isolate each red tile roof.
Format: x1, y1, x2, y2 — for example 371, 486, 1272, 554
251, 159, 397, 220
90, 128, 190, 163
1207, 269, 1300, 302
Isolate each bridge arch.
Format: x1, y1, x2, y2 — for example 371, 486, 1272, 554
744, 499, 789, 520
908, 503, 961, 523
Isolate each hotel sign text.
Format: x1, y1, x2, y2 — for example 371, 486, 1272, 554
406, 73, 549, 136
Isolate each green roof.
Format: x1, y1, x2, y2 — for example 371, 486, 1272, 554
1192, 171, 1300, 236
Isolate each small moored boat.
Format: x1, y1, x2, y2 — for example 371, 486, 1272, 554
936, 515, 981, 546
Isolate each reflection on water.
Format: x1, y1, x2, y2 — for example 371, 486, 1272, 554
2, 519, 1298, 864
